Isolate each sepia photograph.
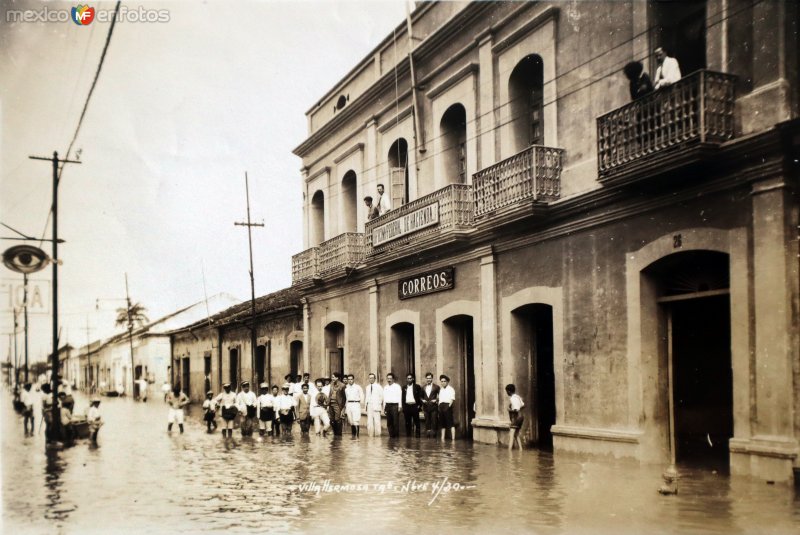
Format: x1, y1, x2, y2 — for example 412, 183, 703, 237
1, 0, 799, 533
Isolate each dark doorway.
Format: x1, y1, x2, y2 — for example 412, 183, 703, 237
390, 322, 415, 378
440, 104, 468, 184
290, 341, 302, 379
229, 348, 239, 388
325, 322, 345, 376
134, 364, 143, 399
509, 54, 545, 152
651, 0, 707, 76
181, 357, 190, 397
204, 355, 212, 394
443, 315, 476, 439
511, 304, 555, 450
255, 345, 266, 387
668, 294, 732, 468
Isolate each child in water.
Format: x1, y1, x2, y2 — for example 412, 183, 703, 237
505, 384, 525, 451
202, 391, 217, 432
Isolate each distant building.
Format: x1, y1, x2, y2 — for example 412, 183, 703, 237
79, 294, 240, 396
290, 1, 799, 482
168, 287, 302, 402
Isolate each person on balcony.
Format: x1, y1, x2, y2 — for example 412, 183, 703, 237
364, 196, 379, 221
653, 47, 681, 90
623, 61, 654, 100
376, 183, 392, 215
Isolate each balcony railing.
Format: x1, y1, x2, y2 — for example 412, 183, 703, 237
473, 145, 564, 218
597, 70, 736, 177
365, 184, 473, 254
317, 232, 365, 275
292, 247, 318, 283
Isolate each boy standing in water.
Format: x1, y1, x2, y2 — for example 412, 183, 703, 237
505, 384, 525, 451
202, 391, 217, 432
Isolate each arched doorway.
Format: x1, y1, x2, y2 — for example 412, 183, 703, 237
440, 104, 468, 185
509, 54, 544, 152
310, 190, 325, 246
387, 138, 409, 207
644, 250, 732, 468
341, 171, 357, 232
389, 322, 415, 378
442, 315, 476, 439
324, 322, 345, 376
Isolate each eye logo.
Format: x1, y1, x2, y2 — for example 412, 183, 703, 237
71, 5, 95, 26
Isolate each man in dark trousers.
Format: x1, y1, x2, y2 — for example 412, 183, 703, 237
420, 372, 440, 438
402, 373, 423, 437
327, 372, 347, 436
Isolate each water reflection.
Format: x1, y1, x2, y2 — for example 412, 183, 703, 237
2, 392, 799, 534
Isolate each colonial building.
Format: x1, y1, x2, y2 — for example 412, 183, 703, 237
290, 1, 799, 482
169, 287, 303, 403
80, 294, 239, 396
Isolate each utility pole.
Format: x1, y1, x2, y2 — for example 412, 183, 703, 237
125, 273, 136, 399
82, 317, 94, 393
29, 151, 81, 439
234, 172, 264, 387
12, 308, 19, 387
23, 273, 29, 383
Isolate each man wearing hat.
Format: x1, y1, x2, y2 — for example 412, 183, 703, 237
87, 396, 103, 444
202, 391, 217, 432
214, 383, 238, 438
256, 383, 276, 437
276, 383, 297, 435
236, 381, 258, 437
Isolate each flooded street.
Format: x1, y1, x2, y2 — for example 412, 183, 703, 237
2, 390, 799, 535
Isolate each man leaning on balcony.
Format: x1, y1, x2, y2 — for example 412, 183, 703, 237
376, 183, 392, 215
653, 47, 681, 90
364, 196, 379, 221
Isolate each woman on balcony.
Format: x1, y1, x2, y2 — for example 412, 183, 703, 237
623, 61, 654, 100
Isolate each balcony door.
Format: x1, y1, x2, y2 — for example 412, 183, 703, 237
388, 138, 409, 208
509, 54, 544, 152
651, 0, 707, 76
440, 104, 468, 185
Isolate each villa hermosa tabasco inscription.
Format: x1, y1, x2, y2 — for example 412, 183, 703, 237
372, 202, 440, 246
398, 267, 455, 300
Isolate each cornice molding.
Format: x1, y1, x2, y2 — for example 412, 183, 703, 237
426, 62, 479, 100
333, 142, 364, 165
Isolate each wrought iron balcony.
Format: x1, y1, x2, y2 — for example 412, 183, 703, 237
472, 145, 564, 219
291, 247, 318, 284
365, 184, 473, 255
597, 70, 736, 180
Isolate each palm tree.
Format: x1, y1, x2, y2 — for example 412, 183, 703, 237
115, 301, 148, 397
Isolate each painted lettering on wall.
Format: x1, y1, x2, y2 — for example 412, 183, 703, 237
372, 202, 440, 246
398, 267, 455, 300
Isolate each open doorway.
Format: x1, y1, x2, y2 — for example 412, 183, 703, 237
442, 315, 476, 439
390, 322, 415, 378
510, 304, 555, 449
255, 345, 266, 387
325, 322, 345, 376
290, 341, 303, 380
229, 348, 239, 388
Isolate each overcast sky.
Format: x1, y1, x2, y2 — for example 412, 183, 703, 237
0, 0, 409, 362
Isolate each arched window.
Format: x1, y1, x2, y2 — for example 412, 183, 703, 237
440, 104, 468, 184
341, 171, 357, 232
310, 190, 325, 246
387, 138, 409, 207
324, 322, 345, 376
509, 55, 544, 152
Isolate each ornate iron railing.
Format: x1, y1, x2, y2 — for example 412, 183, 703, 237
597, 70, 736, 176
291, 247, 318, 283
317, 232, 365, 275
472, 145, 564, 218
365, 184, 473, 254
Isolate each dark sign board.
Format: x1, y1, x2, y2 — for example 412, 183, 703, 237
398, 267, 455, 300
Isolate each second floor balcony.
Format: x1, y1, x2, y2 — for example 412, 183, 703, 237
291, 232, 365, 284
597, 69, 736, 182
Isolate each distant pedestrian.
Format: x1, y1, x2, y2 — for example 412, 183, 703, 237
383, 373, 401, 438
161, 381, 171, 402
58, 392, 75, 443
364, 373, 383, 437
87, 396, 104, 444
202, 391, 217, 432
21, 383, 35, 436
236, 381, 257, 437
256, 383, 276, 436
215, 383, 238, 438
41, 383, 53, 441
623, 60, 654, 100
277, 383, 296, 435
139, 378, 148, 402
438, 375, 456, 441
296, 383, 313, 435
311, 378, 331, 436
166, 385, 189, 434
505, 384, 525, 451
327, 373, 347, 436
344, 374, 363, 438
421, 372, 440, 438
402, 373, 422, 437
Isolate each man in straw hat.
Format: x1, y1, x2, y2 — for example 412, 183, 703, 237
87, 396, 104, 444
236, 381, 257, 437
214, 382, 238, 438
256, 382, 276, 437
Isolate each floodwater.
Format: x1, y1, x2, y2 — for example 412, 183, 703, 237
2, 390, 799, 535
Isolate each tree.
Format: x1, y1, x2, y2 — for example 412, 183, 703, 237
115, 301, 148, 397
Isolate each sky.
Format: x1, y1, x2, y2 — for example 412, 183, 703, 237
0, 0, 410, 363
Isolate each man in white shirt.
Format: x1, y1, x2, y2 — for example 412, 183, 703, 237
364, 373, 383, 436
376, 183, 392, 215
215, 383, 238, 438
382, 373, 402, 438
21, 383, 35, 436
311, 378, 331, 436
276, 384, 297, 435
236, 381, 258, 437
653, 47, 681, 90
256, 383, 276, 436
344, 374, 364, 438
438, 374, 456, 441
166, 385, 190, 434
